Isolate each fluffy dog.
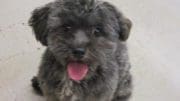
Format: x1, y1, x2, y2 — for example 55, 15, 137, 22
29, 0, 132, 101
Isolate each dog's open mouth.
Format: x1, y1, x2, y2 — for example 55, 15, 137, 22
67, 61, 89, 81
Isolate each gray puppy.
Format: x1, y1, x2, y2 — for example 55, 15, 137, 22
29, 0, 132, 101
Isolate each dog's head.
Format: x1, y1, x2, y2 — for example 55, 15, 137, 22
29, 0, 132, 82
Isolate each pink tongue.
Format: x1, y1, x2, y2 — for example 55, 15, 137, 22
67, 62, 88, 81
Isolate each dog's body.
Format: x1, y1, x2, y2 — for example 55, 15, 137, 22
29, 0, 132, 101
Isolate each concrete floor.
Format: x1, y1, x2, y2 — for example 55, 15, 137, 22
0, 0, 180, 101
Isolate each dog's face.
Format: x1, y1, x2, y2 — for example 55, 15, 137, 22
29, 0, 132, 81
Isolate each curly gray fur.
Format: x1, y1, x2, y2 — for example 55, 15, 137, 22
29, 0, 132, 101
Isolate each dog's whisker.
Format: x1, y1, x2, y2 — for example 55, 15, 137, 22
87, 49, 99, 59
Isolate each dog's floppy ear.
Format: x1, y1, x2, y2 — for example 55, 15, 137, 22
102, 2, 132, 41
118, 16, 132, 41
29, 5, 50, 46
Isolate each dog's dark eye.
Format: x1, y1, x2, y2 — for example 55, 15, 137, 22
62, 25, 72, 32
93, 27, 103, 37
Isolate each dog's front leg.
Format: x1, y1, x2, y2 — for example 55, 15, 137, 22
112, 73, 132, 101
46, 95, 59, 101
111, 95, 131, 101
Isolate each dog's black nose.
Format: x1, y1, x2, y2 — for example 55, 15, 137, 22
72, 48, 85, 58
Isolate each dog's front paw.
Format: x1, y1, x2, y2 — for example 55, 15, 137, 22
31, 76, 43, 96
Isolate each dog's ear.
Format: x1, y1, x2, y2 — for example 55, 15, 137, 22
102, 2, 132, 41
29, 5, 50, 46
118, 16, 132, 41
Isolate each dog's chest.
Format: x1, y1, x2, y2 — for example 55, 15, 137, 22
56, 81, 83, 101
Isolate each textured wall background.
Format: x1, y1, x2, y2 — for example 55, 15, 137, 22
0, 0, 180, 101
